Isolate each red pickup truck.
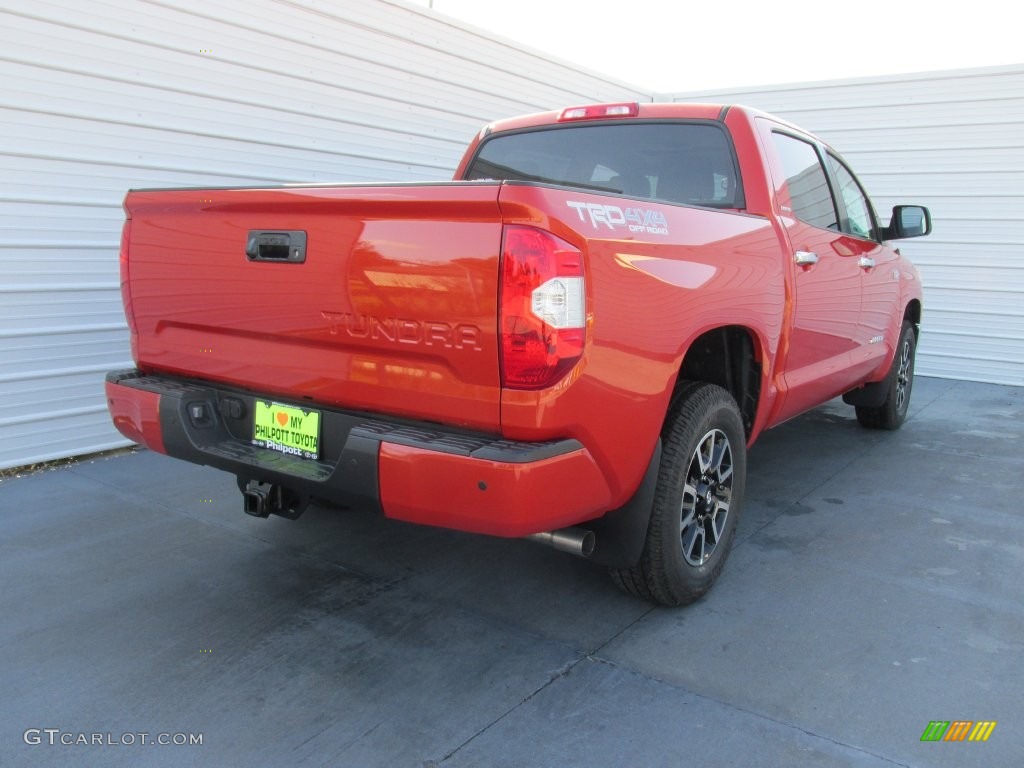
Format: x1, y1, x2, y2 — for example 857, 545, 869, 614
106, 102, 930, 605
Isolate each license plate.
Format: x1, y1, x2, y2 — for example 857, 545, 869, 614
252, 401, 321, 460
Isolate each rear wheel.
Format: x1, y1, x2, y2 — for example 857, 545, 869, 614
611, 382, 746, 606
856, 321, 916, 430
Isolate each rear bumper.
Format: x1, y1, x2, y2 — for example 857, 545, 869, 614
105, 370, 612, 537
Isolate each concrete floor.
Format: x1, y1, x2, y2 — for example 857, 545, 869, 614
1, 377, 1020, 767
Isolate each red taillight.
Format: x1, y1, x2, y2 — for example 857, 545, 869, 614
558, 102, 639, 122
500, 226, 586, 389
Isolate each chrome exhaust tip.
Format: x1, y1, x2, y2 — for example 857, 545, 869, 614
527, 527, 596, 558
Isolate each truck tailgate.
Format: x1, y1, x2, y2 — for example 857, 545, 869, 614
123, 183, 503, 431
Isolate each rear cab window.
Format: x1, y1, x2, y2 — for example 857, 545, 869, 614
464, 122, 744, 209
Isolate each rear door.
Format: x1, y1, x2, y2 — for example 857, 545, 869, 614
757, 121, 870, 419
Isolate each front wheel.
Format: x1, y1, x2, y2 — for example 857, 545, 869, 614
856, 321, 916, 430
611, 382, 746, 606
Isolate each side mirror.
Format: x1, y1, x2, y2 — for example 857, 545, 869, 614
885, 205, 932, 239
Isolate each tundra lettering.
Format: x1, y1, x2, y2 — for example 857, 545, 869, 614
321, 311, 482, 351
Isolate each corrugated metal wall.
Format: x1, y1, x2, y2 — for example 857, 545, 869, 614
667, 65, 1024, 386
0, 0, 649, 470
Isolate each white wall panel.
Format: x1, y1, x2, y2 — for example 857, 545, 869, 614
0, 0, 648, 470
668, 65, 1024, 386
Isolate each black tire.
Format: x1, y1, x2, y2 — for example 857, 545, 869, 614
855, 321, 916, 430
611, 382, 746, 606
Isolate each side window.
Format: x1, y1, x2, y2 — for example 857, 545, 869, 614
770, 132, 837, 230
827, 154, 875, 240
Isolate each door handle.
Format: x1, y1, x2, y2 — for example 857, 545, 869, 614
858, 257, 876, 270
794, 251, 819, 266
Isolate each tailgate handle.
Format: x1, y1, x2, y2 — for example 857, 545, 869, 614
246, 230, 307, 263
